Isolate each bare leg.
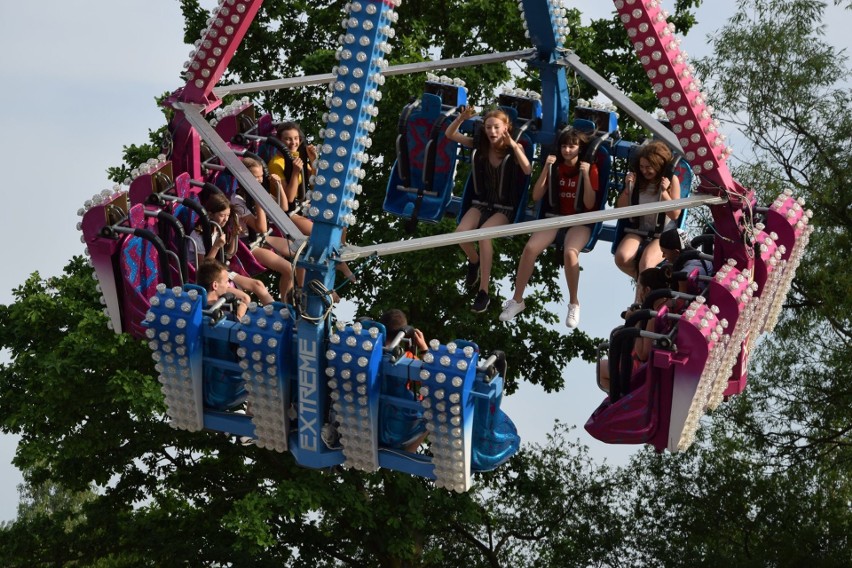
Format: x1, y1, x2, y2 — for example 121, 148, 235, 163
289, 213, 314, 237
264, 235, 292, 257
455, 208, 483, 263
563, 226, 592, 306
614, 234, 642, 279
638, 238, 663, 273
231, 273, 274, 306
477, 212, 510, 293
252, 247, 294, 300
510, 229, 558, 302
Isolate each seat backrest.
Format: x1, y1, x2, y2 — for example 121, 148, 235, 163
394, 99, 422, 187
119, 205, 168, 338
457, 106, 534, 224
383, 91, 463, 223
171, 173, 201, 235
213, 169, 240, 199
256, 113, 275, 138
610, 145, 694, 254
231, 238, 267, 277
581, 141, 613, 252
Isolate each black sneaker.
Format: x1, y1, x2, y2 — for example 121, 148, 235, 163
464, 260, 480, 291
471, 290, 490, 313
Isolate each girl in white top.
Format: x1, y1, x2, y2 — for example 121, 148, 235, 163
614, 141, 681, 281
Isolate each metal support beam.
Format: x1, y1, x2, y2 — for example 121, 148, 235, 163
339, 194, 726, 261
212, 49, 537, 97
558, 50, 684, 153
173, 102, 307, 243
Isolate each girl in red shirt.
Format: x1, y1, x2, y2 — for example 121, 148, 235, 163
499, 127, 599, 328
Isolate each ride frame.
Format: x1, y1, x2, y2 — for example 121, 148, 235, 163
78, 0, 812, 486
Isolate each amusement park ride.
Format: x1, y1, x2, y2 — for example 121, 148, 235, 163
77, 0, 811, 492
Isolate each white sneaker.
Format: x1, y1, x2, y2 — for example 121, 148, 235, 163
565, 303, 580, 328
499, 298, 526, 321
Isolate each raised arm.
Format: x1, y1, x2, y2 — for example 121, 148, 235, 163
234, 196, 268, 235
282, 153, 305, 204
444, 106, 476, 148
580, 161, 599, 211
531, 154, 557, 201
267, 173, 288, 211
617, 171, 635, 208
505, 130, 532, 175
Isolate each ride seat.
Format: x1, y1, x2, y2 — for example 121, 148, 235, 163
457, 105, 536, 224
610, 145, 694, 254
119, 204, 179, 338
383, 90, 463, 225
539, 119, 613, 253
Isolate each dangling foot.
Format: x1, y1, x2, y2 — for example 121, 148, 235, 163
471, 290, 490, 313
499, 298, 525, 322
565, 303, 580, 329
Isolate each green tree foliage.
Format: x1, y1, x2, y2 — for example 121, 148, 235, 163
619, 427, 852, 567
697, 0, 852, 465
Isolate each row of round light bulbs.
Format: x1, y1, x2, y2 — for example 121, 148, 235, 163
146, 286, 204, 430
760, 191, 813, 333
182, 0, 250, 89
762, 230, 809, 334
619, 2, 733, 172
318, 11, 392, 228
501, 86, 542, 102
242, 379, 288, 451
676, 295, 738, 450
76, 154, 169, 225
518, 0, 570, 44
575, 98, 618, 114
345, 1, 403, 15
209, 96, 253, 128
230, 303, 290, 450
327, 330, 381, 471
418, 345, 473, 489
425, 73, 467, 89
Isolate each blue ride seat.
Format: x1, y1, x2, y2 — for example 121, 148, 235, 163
536, 118, 613, 253
188, 284, 249, 411
383, 81, 467, 226
609, 144, 694, 254
457, 105, 537, 225
468, 348, 520, 471
368, 320, 429, 451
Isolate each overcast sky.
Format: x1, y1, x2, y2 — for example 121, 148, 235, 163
0, 0, 849, 522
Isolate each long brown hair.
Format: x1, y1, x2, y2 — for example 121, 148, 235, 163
635, 141, 672, 191
202, 192, 239, 259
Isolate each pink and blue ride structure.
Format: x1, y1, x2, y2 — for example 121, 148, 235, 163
77, 0, 811, 490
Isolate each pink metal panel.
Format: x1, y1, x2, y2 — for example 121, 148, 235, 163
180, 0, 264, 105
